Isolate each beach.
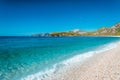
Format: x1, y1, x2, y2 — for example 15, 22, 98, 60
1, 37, 120, 80
49, 41, 120, 80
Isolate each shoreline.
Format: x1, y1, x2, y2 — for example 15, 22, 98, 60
22, 40, 120, 80
50, 41, 120, 80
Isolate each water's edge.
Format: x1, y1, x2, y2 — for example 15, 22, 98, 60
21, 40, 119, 80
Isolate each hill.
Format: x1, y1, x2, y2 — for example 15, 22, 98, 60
32, 23, 120, 37
88, 23, 120, 36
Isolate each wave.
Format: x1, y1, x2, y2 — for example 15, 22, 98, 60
21, 41, 118, 80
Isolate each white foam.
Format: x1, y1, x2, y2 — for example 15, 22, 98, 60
21, 41, 118, 80
61, 42, 117, 66
21, 67, 56, 80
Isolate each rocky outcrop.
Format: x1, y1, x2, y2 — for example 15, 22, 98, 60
70, 29, 87, 34
32, 33, 50, 37
91, 23, 120, 35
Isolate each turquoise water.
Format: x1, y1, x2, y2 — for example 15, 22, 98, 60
0, 36, 120, 80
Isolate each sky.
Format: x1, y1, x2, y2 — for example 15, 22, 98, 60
0, 0, 120, 36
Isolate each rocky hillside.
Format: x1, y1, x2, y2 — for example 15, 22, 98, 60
90, 23, 120, 36
32, 22, 120, 37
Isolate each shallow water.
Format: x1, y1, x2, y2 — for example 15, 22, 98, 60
0, 36, 120, 80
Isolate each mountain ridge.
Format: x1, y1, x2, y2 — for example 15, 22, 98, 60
32, 22, 120, 37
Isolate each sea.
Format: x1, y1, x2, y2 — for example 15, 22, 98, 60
0, 36, 120, 80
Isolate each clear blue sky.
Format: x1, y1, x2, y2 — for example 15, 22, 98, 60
0, 0, 120, 36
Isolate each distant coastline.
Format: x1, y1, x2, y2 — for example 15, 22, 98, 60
32, 22, 120, 37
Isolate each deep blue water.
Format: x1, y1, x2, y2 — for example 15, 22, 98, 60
0, 36, 120, 80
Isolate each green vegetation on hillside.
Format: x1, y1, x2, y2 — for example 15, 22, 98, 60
32, 23, 120, 37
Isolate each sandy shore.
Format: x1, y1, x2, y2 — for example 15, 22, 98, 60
50, 41, 120, 80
